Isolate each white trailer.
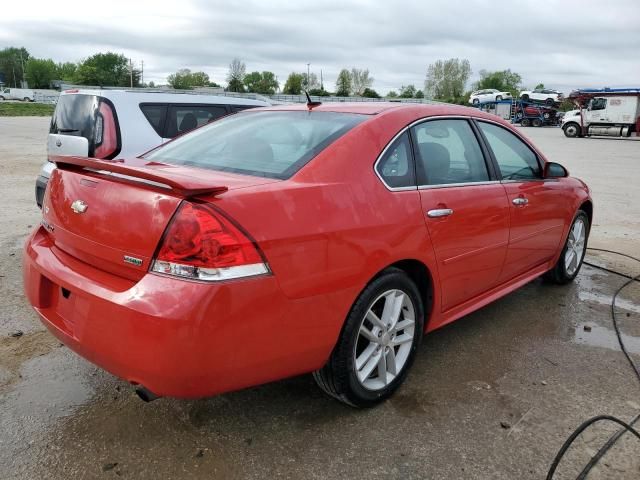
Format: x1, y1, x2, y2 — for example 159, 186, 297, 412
0, 87, 35, 101
562, 88, 640, 138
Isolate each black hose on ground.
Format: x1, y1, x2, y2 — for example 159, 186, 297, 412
546, 248, 640, 479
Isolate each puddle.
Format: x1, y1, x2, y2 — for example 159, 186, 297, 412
578, 291, 640, 315
574, 322, 640, 354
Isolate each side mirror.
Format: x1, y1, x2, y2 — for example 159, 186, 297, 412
544, 162, 568, 178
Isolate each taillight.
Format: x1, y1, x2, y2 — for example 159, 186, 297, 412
94, 101, 118, 158
151, 202, 269, 282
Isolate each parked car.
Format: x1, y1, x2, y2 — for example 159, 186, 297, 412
35, 89, 271, 207
24, 103, 592, 407
0, 87, 35, 101
519, 88, 564, 105
468, 89, 512, 105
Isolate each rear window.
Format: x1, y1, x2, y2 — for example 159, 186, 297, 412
50, 94, 99, 151
145, 111, 367, 179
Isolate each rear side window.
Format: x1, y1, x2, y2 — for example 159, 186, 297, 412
145, 111, 366, 179
412, 119, 489, 186
165, 105, 229, 138
376, 132, 415, 188
140, 104, 167, 137
478, 122, 541, 180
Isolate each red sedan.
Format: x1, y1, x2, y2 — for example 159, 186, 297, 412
23, 103, 591, 407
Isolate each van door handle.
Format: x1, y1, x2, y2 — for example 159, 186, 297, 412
427, 208, 454, 218
512, 197, 528, 206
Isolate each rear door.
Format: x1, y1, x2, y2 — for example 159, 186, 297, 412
476, 120, 568, 281
412, 118, 510, 312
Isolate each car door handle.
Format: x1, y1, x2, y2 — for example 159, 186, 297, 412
512, 197, 528, 206
427, 208, 454, 218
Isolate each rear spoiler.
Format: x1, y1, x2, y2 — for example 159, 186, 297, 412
52, 156, 228, 197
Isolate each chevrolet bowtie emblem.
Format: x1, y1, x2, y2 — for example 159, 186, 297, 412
70, 200, 88, 214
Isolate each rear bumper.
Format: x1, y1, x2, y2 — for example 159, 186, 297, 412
23, 227, 339, 398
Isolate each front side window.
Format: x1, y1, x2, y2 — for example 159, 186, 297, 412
146, 111, 366, 179
376, 132, 414, 188
478, 122, 541, 180
412, 119, 489, 186
590, 98, 607, 111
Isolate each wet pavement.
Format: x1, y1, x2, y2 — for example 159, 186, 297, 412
1, 118, 639, 479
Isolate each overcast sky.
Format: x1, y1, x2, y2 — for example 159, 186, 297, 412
1, 0, 639, 94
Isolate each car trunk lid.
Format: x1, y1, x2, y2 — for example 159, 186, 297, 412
43, 156, 278, 281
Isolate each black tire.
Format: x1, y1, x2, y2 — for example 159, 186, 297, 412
521, 118, 531, 127
532, 118, 543, 127
496, 95, 502, 101
23, 97, 30, 102
563, 122, 581, 138
545, 98, 554, 106
0, 96, 5, 101
521, 94, 530, 101
313, 268, 424, 407
545, 210, 590, 284
472, 98, 479, 105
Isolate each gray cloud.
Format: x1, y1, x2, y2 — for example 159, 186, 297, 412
1, 0, 639, 94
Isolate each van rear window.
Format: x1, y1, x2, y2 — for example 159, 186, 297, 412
145, 111, 366, 179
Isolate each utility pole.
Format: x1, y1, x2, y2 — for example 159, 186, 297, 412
141, 60, 144, 87
320, 69, 323, 91
19, 51, 25, 87
129, 58, 133, 88
306, 63, 310, 89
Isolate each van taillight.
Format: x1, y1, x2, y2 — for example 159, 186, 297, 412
94, 101, 118, 158
151, 202, 269, 282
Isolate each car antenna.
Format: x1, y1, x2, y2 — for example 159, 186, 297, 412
305, 90, 322, 110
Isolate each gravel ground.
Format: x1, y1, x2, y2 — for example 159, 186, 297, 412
0, 117, 639, 479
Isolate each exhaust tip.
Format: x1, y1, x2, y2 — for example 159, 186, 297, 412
135, 386, 160, 402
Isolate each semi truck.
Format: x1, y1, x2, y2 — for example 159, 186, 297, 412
562, 88, 640, 138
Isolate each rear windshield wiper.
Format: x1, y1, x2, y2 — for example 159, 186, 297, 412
57, 128, 80, 133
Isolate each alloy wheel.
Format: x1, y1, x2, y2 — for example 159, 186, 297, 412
565, 218, 586, 275
353, 289, 416, 391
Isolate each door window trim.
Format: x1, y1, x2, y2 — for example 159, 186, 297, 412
374, 115, 503, 191
472, 118, 545, 182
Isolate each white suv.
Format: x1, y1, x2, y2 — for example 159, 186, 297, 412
519, 88, 564, 105
36, 89, 270, 207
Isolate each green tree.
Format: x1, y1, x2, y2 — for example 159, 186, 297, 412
226, 58, 246, 92
361, 87, 381, 98
308, 87, 330, 96
386, 90, 398, 98
302, 72, 319, 90
350, 68, 373, 96
56, 62, 77, 82
474, 69, 522, 97
335, 69, 352, 97
424, 58, 471, 102
167, 69, 195, 89
0, 47, 30, 87
148, 81, 156, 88
244, 71, 279, 95
283, 72, 304, 94
535, 83, 545, 90
399, 84, 417, 98
75, 52, 140, 87
25, 58, 57, 88
415, 90, 424, 99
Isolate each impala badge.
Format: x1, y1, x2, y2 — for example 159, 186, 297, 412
123, 255, 143, 267
70, 200, 88, 214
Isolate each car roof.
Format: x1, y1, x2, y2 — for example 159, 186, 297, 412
60, 89, 270, 106
255, 101, 499, 119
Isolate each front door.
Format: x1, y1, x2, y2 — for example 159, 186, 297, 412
411, 119, 510, 312
476, 121, 569, 281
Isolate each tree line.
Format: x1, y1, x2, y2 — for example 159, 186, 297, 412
1, 47, 542, 103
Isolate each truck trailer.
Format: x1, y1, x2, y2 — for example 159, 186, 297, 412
562, 88, 640, 138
